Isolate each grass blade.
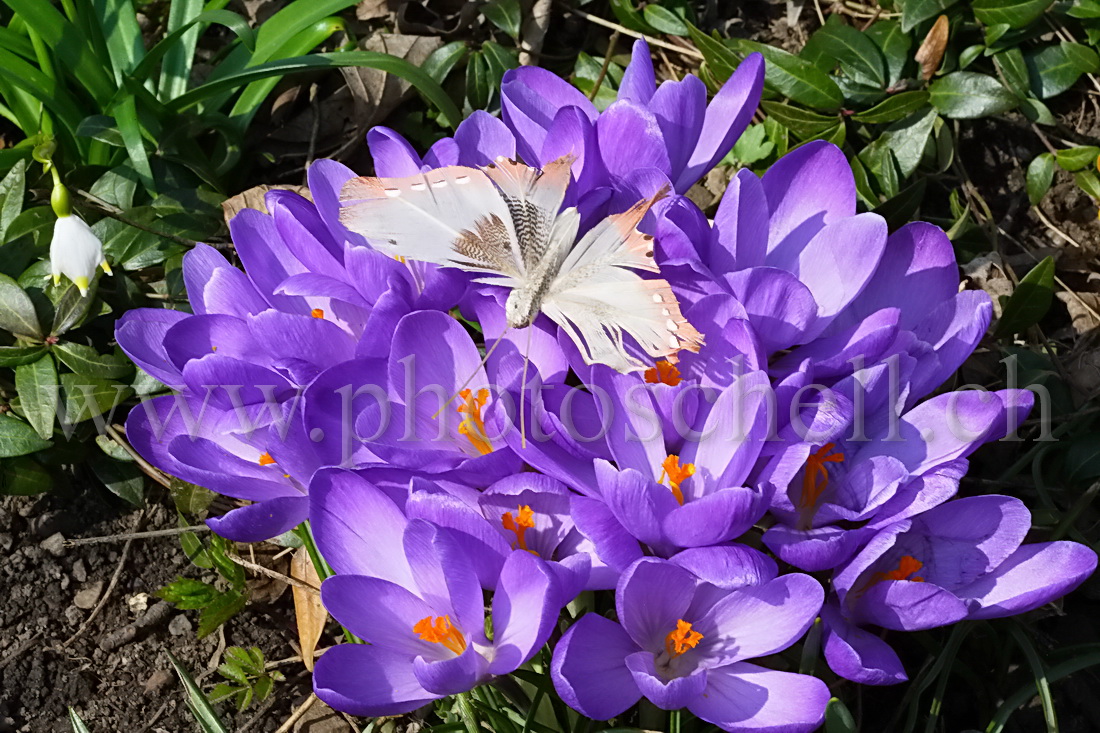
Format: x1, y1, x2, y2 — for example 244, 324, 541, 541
134, 9, 255, 89
166, 650, 230, 733
987, 651, 1100, 733
113, 95, 155, 192
250, 0, 359, 64
170, 51, 462, 129
1008, 623, 1059, 732
68, 707, 92, 733
157, 0, 202, 100
0, 47, 85, 133
91, 0, 145, 82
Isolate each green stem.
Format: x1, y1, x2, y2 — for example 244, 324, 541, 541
456, 692, 481, 733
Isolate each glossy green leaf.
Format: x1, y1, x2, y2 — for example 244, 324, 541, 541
93, 0, 146, 81
1, 455, 51, 495
897, 0, 961, 31
167, 650, 230, 733
1026, 153, 1055, 204
53, 342, 133, 379
865, 20, 912, 86
1068, 0, 1100, 17
851, 91, 930, 123
643, 4, 689, 35
874, 178, 928, 232
972, 0, 1053, 28
687, 25, 742, 83
731, 124, 775, 165
466, 50, 492, 111
877, 106, 938, 177
0, 414, 51, 457
0, 158, 26, 244
198, 590, 247, 638
51, 284, 98, 337
15, 354, 57, 440
760, 101, 839, 137
59, 374, 133, 425
802, 15, 887, 89
250, 0, 357, 63
1054, 146, 1100, 171
1026, 43, 1100, 99
1075, 170, 1100, 199
0, 345, 47, 367
90, 452, 144, 506
929, 72, 1017, 118
994, 256, 1055, 337
482, 0, 522, 38
959, 44, 986, 69
994, 47, 1030, 96
421, 41, 469, 84
0, 273, 41, 339
1019, 96, 1056, 125
609, 0, 657, 34
825, 697, 857, 733
727, 38, 845, 110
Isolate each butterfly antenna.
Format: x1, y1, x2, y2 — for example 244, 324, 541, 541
520, 326, 532, 449
430, 327, 511, 421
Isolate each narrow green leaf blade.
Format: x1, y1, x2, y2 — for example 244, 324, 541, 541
728, 38, 845, 110
0, 158, 27, 243
68, 707, 92, 733
994, 256, 1056, 337
972, 0, 1054, 29
851, 91, 930, 124
157, 0, 204, 100
167, 651, 230, 733
1026, 153, 1055, 204
14, 354, 58, 440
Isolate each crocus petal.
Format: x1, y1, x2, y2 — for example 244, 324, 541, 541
908, 291, 993, 400
762, 524, 870, 573
600, 465, 679, 555
856, 579, 969, 631
663, 488, 768, 548
960, 541, 1098, 619
454, 110, 517, 166
679, 53, 765, 191
697, 573, 823, 665
182, 243, 265, 317
650, 76, 707, 175
307, 157, 361, 249
407, 492, 510, 588
320, 575, 441, 657
762, 141, 856, 266
205, 496, 308, 543
625, 651, 708, 710
570, 495, 645, 573
310, 468, 414, 585
115, 309, 189, 387
501, 66, 597, 166
683, 370, 771, 490
724, 267, 819, 354
413, 643, 488, 696
403, 520, 485, 637
367, 126, 423, 176
708, 168, 769, 271
617, 39, 656, 104
821, 604, 908, 685
313, 644, 437, 718
597, 102, 671, 179
670, 545, 778, 590
616, 558, 697, 652
551, 614, 642, 720
489, 550, 561, 674
688, 662, 829, 733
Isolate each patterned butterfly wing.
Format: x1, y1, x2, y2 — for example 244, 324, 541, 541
482, 155, 575, 273
339, 166, 524, 279
541, 187, 704, 372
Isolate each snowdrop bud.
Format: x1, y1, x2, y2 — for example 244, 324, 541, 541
50, 214, 111, 296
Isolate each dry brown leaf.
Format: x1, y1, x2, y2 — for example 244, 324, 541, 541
1057, 289, 1100, 334
221, 184, 313, 226
340, 33, 443, 133
356, 0, 398, 21
962, 252, 1013, 319
915, 15, 949, 81
291, 546, 327, 672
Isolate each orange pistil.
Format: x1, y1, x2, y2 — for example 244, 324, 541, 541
258, 452, 276, 466
456, 388, 492, 455
310, 308, 324, 319
502, 505, 537, 553
413, 615, 467, 655
658, 454, 695, 505
664, 619, 703, 658
870, 555, 925, 585
645, 360, 682, 386
796, 443, 844, 529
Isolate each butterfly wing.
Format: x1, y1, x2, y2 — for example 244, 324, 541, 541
340, 166, 524, 279
541, 187, 704, 372
482, 155, 575, 273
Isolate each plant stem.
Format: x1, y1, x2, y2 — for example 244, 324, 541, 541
456, 692, 481, 733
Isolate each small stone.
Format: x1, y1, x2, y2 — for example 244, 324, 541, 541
40, 532, 66, 557
64, 605, 83, 627
74, 581, 105, 610
0, 532, 13, 552
143, 669, 173, 694
168, 614, 192, 637
71, 559, 87, 583
127, 592, 149, 615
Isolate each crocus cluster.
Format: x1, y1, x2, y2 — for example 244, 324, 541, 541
117, 40, 1097, 730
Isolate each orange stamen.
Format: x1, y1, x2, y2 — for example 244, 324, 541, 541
258, 452, 275, 466
310, 308, 324, 319
413, 615, 467, 656
796, 443, 844, 530
658, 455, 694, 505
871, 555, 925, 585
456, 388, 492, 455
664, 619, 703, 658
501, 505, 537, 553
645, 360, 682, 386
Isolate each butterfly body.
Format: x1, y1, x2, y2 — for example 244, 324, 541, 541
340, 155, 702, 372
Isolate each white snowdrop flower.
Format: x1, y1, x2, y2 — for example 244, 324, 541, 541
50, 214, 112, 296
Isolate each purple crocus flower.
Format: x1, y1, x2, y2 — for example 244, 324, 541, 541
821, 494, 1097, 684
310, 468, 564, 716
552, 556, 829, 731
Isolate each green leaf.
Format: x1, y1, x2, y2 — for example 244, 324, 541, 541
52, 342, 132, 379
825, 697, 857, 733
0, 414, 51, 457
873, 177, 928, 228
609, 0, 658, 34
59, 374, 132, 425
90, 452, 144, 506
1069, 0, 1100, 17
75, 115, 125, 147
253, 675, 274, 701
198, 590, 247, 638
207, 683, 240, 704
897, 0, 961, 31
643, 4, 689, 35
171, 476, 217, 515
972, 0, 1054, 29
1054, 146, 1100, 171
727, 38, 845, 110
1026, 43, 1100, 98
1026, 153, 1055, 205
157, 0, 204, 100
687, 25, 741, 83
51, 285, 98, 337
217, 662, 250, 685
929, 72, 1018, 118
1075, 170, 1100, 199
864, 20, 912, 86
421, 41, 469, 84
0, 158, 26, 244
1064, 432, 1100, 485
93, 0, 146, 81
994, 48, 1030, 96
731, 124, 775, 165
1, 455, 51, 495
1019, 96, 1056, 125
959, 44, 985, 69
15, 355, 57, 440
760, 101, 839, 137
802, 15, 887, 89
877, 106, 938, 177
166, 651, 230, 733
69, 707, 92, 733
482, 0, 522, 38
113, 96, 155, 194
0, 345, 47, 367
466, 50, 492, 111
994, 256, 1055, 337
0, 273, 42, 339
95, 433, 133, 461
852, 91, 931, 123
157, 577, 219, 609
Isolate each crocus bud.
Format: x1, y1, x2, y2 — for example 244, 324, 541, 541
50, 214, 112, 296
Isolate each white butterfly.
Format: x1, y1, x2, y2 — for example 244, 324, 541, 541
339, 155, 703, 373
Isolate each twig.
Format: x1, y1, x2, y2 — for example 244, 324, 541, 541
105, 424, 172, 489
237, 693, 281, 733
64, 525, 211, 547
75, 189, 198, 247
225, 552, 321, 594
273, 693, 318, 733
1032, 206, 1086, 250
519, 0, 554, 66
0, 632, 42, 671
559, 3, 703, 59
587, 30, 621, 101
62, 510, 147, 648
264, 647, 331, 670
304, 82, 320, 187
